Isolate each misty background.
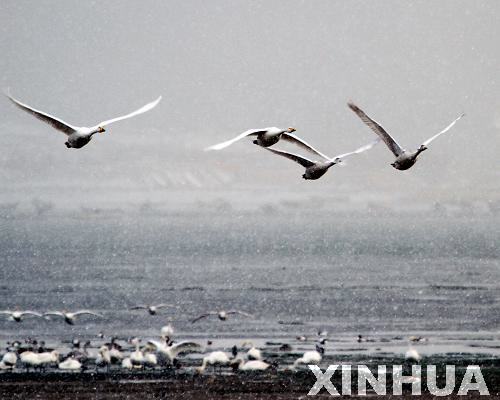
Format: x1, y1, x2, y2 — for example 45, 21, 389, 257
0, 0, 498, 215
0, 1, 499, 346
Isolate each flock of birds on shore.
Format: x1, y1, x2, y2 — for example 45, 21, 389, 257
5, 91, 464, 178
0, 310, 425, 374
0, 306, 425, 374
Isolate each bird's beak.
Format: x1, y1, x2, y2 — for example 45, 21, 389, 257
98, 126, 106, 133
287, 127, 296, 133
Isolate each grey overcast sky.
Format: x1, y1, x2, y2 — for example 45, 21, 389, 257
0, 1, 498, 210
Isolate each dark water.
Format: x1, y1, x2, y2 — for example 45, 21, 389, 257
0, 212, 499, 357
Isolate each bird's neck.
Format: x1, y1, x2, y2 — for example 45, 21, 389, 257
415, 146, 426, 157
326, 160, 337, 169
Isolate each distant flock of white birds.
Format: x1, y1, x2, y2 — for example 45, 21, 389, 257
5, 91, 464, 179
0, 307, 423, 374
0, 310, 102, 325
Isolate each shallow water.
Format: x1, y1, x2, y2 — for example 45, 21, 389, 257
0, 212, 499, 357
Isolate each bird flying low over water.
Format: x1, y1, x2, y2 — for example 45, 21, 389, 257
43, 310, 103, 325
348, 102, 464, 170
191, 310, 253, 323
130, 304, 175, 315
205, 126, 331, 158
6, 92, 162, 149
265, 138, 380, 180
0, 310, 43, 322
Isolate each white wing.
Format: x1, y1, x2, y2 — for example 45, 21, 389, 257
348, 102, 404, 157
72, 310, 103, 317
421, 114, 465, 147
204, 129, 268, 151
130, 305, 148, 310
20, 311, 43, 317
43, 312, 65, 318
0, 311, 13, 315
6, 93, 78, 135
168, 341, 202, 358
331, 138, 381, 162
147, 340, 166, 351
280, 133, 331, 159
91, 96, 162, 129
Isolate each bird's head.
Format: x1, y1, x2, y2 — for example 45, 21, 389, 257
287, 127, 296, 133
97, 126, 106, 133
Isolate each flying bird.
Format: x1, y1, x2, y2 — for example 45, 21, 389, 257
43, 310, 103, 325
130, 304, 175, 316
348, 102, 464, 170
265, 139, 379, 180
0, 310, 43, 322
191, 310, 253, 323
205, 126, 330, 157
6, 92, 162, 149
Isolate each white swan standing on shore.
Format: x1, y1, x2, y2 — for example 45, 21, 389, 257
143, 349, 158, 369
58, 356, 82, 371
196, 351, 231, 374
241, 342, 262, 361
291, 345, 324, 370
231, 358, 270, 371
121, 357, 134, 370
43, 310, 103, 325
129, 338, 145, 368
0, 310, 43, 322
192, 310, 253, 323
348, 101, 464, 170
6, 92, 162, 149
20, 350, 59, 371
265, 138, 379, 180
0, 349, 17, 370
